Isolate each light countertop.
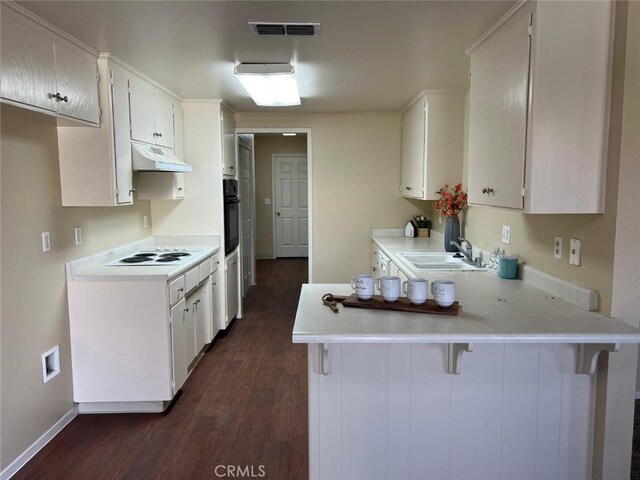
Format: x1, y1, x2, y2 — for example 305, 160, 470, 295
292, 283, 640, 344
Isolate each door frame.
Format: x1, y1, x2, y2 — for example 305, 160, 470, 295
271, 153, 309, 259
235, 127, 313, 282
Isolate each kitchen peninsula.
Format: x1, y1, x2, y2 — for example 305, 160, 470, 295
293, 237, 640, 480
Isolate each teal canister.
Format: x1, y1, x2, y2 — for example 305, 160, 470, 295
499, 256, 519, 279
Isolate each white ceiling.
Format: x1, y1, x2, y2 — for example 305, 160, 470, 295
18, 1, 515, 112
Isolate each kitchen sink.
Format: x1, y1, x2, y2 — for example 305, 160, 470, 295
399, 252, 485, 271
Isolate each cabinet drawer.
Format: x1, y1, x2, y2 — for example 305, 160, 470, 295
185, 266, 200, 294
169, 276, 185, 306
199, 258, 212, 283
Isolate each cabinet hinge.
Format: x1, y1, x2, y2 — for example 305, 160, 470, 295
528, 15, 533, 36
115, 187, 119, 196
109, 69, 114, 85
98, 107, 102, 117
521, 186, 526, 197
96, 72, 100, 83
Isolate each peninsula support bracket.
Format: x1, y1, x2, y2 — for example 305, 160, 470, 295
321, 343, 332, 376
447, 343, 473, 375
577, 343, 620, 375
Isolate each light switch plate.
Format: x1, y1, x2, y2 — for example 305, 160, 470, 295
501, 225, 511, 245
570, 238, 581, 266
143, 215, 149, 229
554, 236, 563, 259
74, 227, 83, 246
265, 198, 271, 205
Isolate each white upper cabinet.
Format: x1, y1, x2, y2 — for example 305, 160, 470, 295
400, 91, 464, 200
0, 5, 99, 125
129, 76, 175, 148
58, 56, 133, 206
221, 104, 237, 176
467, 0, 613, 213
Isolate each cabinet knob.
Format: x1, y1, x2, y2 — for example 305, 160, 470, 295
184, 307, 190, 312
178, 287, 184, 293
49, 92, 68, 102
406, 186, 412, 191
482, 187, 495, 194
178, 187, 183, 192
157, 132, 162, 137
129, 188, 136, 195
276, 212, 281, 217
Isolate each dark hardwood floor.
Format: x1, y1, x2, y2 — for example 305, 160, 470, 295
14, 258, 309, 480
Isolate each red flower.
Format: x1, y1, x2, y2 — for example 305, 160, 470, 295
434, 184, 468, 218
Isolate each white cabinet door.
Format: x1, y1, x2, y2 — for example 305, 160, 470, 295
185, 296, 196, 369
468, 8, 531, 209
221, 104, 237, 176
400, 98, 426, 198
225, 252, 239, 323
110, 61, 134, 205
401, 92, 464, 201
170, 298, 188, 393
0, 11, 57, 112
129, 76, 156, 144
54, 40, 99, 124
154, 91, 175, 148
192, 284, 209, 355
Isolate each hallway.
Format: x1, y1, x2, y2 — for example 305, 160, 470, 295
14, 259, 309, 480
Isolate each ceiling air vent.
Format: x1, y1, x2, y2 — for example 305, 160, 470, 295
249, 22, 321, 36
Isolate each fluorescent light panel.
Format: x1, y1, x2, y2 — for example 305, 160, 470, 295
234, 63, 301, 107
282, 133, 297, 136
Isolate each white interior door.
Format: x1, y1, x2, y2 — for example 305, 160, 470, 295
239, 142, 254, 296
273, 155, 308, 258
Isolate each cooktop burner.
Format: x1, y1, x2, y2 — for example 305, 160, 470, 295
134, 253, 157, 258
120, 257, 153, 264
156, 256, 181, 263
160, 252, 191, 258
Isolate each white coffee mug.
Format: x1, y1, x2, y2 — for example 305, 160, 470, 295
402, 278, 428, 305
351, 274, 375, 300
376, 275, 401, 302
431, 279, 456, 307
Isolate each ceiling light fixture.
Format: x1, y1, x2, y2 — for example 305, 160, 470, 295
282, 133, 297, 136
234, 63, 301, 107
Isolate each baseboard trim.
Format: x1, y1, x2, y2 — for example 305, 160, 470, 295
1, 404, 78, 480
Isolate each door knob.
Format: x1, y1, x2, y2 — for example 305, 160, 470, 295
276, 212, 281, 216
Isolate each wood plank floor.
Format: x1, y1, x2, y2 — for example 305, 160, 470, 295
14, 258, 309, 480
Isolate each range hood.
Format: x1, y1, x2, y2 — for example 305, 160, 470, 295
131, 142, 192, 173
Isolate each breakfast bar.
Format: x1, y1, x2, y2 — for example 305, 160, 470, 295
293, 282, 640, 480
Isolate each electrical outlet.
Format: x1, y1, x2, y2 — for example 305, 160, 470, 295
143, 215, 149, 229
74, 227, 83, 246
570, 238, 582, 266
42, 232, 51, 252
554, 236, 563, 259
501, 225, 511, 245
264, 198, 271, 205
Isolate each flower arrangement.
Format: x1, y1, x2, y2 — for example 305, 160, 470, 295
434, 183, 468, 218
412, 214, 431, 229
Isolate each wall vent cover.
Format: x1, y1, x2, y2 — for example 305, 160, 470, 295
249, 22, 321, 36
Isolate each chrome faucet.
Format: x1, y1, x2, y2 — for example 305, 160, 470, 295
450, 237, 474, 264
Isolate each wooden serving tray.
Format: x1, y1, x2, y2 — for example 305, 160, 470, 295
341, 294, 459, 315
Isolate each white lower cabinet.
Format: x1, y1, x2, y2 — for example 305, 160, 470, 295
67, 254, 216, 413
309, 343, 594, 480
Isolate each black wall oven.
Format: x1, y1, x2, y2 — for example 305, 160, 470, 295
223, 179, 240, 255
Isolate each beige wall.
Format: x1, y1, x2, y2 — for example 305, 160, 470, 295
253, 134, 307, 258
236, 113, 422, 282
0, 111, 151, 470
